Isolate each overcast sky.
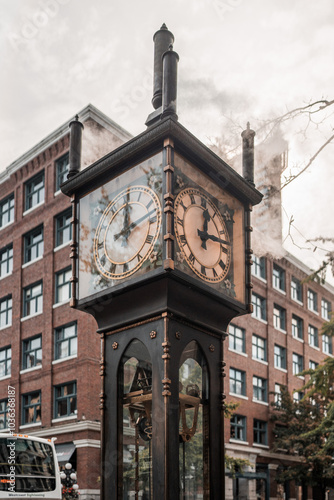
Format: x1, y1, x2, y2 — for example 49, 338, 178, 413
1, 0, 333, 282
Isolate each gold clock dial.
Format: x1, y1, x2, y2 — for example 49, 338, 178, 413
93, 185, 161, 280
174, 188, 231, 283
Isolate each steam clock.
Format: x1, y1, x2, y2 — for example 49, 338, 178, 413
62, 25, 262, 500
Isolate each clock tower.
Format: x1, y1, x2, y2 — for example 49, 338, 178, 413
61, 25, 262, 500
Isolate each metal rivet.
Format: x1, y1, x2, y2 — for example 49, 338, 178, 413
150, 330, 157, 339
112, 342, 118, 350
209, 344, 215, 352
175, 331, 181, 340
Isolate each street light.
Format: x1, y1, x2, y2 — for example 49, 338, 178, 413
60, 462, 79, 498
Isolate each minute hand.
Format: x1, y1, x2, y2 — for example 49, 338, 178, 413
197, 229, 231, 246
114, 208, 156, 241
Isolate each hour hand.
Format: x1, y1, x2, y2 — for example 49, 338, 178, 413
201, 209, 211, 249
197, 229, 231, 246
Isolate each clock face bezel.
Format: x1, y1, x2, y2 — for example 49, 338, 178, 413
174, 187, 231, 283
93, 185, 162, 281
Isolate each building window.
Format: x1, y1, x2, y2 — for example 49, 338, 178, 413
25, 172, 45, 211
0, 400, 9, 429
55, 323, 77, 360
22, 335, 42, 370
274, 344, 287, 370
321, 299, 331, 321
229, 324, 246, 353
0, 346, 11, 378
55, 153, 69, 192
0, 295, 12, 328
0, 194, 14, 228
307, 289, 318, 313
55, 209, 72, 248
252, 335, 266, 362
230, 368, 246, 397
230, 415, 246, 441
0, 244, 13, 277
23, 281, 43, 318
253, 419, 267, 446
252, 293, 266, 321
274, 383, 283, 407
54, 381, 77, 419
292, 353, 304, 375
293, 391, 304, 403
55, 267, 71, 304
292, 314, 303, 340
322, 335, 332, 355
252, 255, 266, 280
253, 376, 267, 402
291, 277, 303, 302
308, 325, 319, 348
22, 391, 41, 425
273, 304, 286, 331
273, 263, 285, 292
309, 360, 318, 370
24, 225, 44, 264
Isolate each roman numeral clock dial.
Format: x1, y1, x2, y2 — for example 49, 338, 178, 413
93, 186, 161, 280
174, 188, 231, 283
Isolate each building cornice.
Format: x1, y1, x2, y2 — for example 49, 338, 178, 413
27, 420, 100, 439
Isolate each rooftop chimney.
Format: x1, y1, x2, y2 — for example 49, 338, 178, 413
152, 24, 174, 110
241, 122, 255, 186
68, 115, 84, 180
161, 44, 179, 119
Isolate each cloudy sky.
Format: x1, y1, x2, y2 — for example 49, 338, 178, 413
1, 0, 333, 281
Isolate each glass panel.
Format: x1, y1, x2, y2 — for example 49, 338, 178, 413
179, 341, 209, 500
121, 340, 152, 499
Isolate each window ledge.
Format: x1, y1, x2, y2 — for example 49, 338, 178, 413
52, 415, 77, 424
22, 255, 44, 269
23, 202, 45, 217
0, 374, 11, 381
52, 355, 77, 365
252, 399, 269, 406
20, 365, 42, 375
21, 311, 43, 322
292, 298, 303, 306
292, 336, 304, 343
308, 308, 319, 316
252, 358, 268, 366
228, 348, 248, 358
0, 323, 12, 331
309, 344, 320, 351
252, 317, 268, 325
229, 439, 249, 445
54, 241, 71, 253
0, 272, 13, 281
54, 190, 62, 197
19, 422, 42, 429
275, 367, 287, 373
252, 275, 267, 284
229, 393, 248, 401
253, 443, 269, 449
273, 286, 286, 296
0, 221, 14, 232
53, 299, 71, 309
273, 326, 287, 334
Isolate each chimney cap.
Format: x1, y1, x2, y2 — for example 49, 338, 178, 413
241, 121, 255, 139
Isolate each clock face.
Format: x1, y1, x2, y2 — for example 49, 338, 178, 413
174, 188, 231, 283
93, 186, 161, 280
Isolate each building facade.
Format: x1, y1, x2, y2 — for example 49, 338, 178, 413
0, 107, 333, 500
0, 104, 131, 500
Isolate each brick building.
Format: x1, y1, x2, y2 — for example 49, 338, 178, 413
0, 106, 333, 500
0, 104, 131, 500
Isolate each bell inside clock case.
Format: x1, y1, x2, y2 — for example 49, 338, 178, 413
78, 153, 163, 300
173, 153, 246, 305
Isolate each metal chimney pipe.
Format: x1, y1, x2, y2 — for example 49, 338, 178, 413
152, 24, 174, 110
68, 115, 84, 180
161, 45, 179, 118
241, 122, 255, 186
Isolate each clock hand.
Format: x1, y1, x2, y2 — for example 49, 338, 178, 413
197, 229, 231, 246
114, 208, 157, 242
121, 190, 132, 246
201, 209, 211, 249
